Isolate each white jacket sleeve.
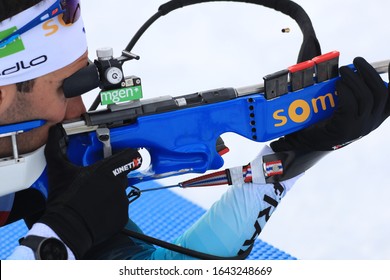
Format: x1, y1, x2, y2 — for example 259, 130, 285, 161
151, 145, 303, 259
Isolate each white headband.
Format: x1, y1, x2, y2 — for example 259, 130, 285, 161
0, 0, 87, 86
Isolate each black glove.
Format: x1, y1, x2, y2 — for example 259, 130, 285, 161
262, 57, 390, 183
271, 57, 390, 152
39, 124, 142, 259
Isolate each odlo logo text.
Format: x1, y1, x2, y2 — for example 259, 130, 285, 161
0, 55, 48, 76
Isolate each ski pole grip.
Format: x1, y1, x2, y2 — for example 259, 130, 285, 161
63, 63, 100, 98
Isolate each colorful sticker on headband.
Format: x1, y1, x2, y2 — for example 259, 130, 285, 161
0, 27, 25, 58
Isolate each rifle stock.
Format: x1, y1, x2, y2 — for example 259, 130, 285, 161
58, 53, 389, 186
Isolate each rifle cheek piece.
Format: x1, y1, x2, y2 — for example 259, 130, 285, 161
63, 62, 100, 98
263, 150, 330, 184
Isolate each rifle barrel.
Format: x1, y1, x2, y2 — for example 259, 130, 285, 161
63, 60, 390, 135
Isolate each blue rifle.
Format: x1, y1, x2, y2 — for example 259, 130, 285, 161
64, 51, 341, 185
13, 52, 383, 197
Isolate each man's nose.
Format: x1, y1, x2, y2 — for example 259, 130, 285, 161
64, 96, 86, 120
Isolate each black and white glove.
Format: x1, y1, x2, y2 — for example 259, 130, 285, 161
38, 124, 142, 259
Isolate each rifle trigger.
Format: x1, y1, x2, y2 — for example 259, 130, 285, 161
96, 127, 112, 158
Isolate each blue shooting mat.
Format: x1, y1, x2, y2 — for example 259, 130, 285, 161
0, 186, 295, 260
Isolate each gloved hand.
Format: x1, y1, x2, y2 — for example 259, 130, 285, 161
271, 57, 390, 152
39, 124, 142, 259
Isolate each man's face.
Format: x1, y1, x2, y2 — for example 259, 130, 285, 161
0, 51, 89, 157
